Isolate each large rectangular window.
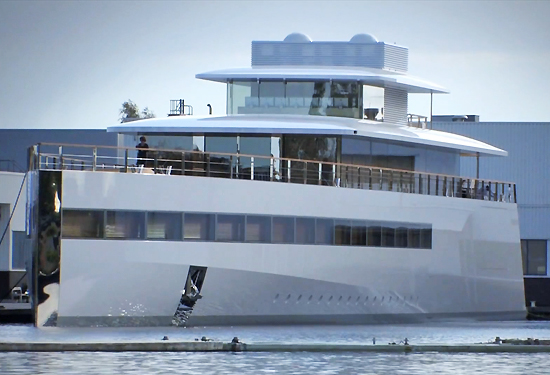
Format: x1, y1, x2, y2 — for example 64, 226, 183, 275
60, 209, 432, 250
184, 213, 214, 240
62, 210, 104, 238
296, 218, 315, 244
105, 211, 145, 239
273, 216, 295, 244
522, 240, 547, 276
316, 218, 333, 245
217, 214, 245, 242
420, 228, 432, 249
408, 228, 421, 249
367, 225, 382, 247
351, 221, 367, 246
381, 226, 395, 247
147, 212, 182, 240
395, 227, 408, 248
246, 215, 271, 243
335, 220, 351, 245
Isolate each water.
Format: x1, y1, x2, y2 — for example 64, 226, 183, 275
1, 321, 549, 374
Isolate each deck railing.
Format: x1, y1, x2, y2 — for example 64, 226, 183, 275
28, 143, 517, 203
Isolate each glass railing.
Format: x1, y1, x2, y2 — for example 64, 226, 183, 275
28, 143, 517, 203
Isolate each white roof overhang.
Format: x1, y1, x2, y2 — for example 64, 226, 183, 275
195, 67, 449, 94
108, 115, 505, 156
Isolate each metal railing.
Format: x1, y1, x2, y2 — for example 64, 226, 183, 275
28, 143, 517, 203
407, 114, 429, 129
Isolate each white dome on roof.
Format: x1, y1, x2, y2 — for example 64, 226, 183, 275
349, 33, 379, 44
284, 32, 312, 43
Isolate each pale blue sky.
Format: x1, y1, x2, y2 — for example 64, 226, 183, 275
1, 0, 549, 129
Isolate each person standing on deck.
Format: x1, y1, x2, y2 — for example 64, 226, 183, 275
136, 136, 149, 166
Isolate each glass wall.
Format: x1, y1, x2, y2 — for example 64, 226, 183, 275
522, 240, 548, 275
341, 136, 460, 175
228, 80, 362, 119
363, 85, 384, 121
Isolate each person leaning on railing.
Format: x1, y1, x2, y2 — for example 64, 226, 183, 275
136, 136, 149, 166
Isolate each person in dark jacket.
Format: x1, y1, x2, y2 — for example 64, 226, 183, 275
136, 136, 149, 166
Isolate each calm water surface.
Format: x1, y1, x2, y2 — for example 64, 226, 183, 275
0, 321, 549, 374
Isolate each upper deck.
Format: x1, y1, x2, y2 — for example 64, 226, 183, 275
29, 142, 517, 204
196, 33, 448, 125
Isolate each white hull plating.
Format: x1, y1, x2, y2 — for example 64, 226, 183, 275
57, 171, 525, 326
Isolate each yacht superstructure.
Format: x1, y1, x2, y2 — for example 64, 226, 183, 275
28, 33, 525, 327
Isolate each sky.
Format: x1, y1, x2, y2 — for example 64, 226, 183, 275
1, 0, 549, 129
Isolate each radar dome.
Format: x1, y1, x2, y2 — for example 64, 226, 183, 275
284, 32, 312, 43
349, 33, 378, 44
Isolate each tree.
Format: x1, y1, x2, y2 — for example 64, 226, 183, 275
119, 100, 155, 122
141, 107, 155, 119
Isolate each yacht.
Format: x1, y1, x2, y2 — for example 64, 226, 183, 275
28, 33, 525, 327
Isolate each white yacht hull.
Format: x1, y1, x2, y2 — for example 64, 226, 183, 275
54, 171, 525, 326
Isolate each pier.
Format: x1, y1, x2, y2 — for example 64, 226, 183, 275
1, 340, 550, 353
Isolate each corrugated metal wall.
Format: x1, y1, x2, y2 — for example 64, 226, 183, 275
432, 122, 550, 239
384, 88, 408, 125
251, 42, 408, 72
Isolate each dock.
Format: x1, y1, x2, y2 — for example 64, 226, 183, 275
1, 341, 550, 353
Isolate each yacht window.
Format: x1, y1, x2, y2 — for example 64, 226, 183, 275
351, 221, 367, 246
184, 213, 214, 240
420, 228, 432, 249
408, 228, 421, 248
315, 218, 334, 245
395, 227, 408, 248
62, 210, 104, 238
273, 216, 295, 244
296, 218, 315, 245
105, 211, 145, 239
147, 212, 182, 240
381, 226, 395, 247
216, 214, 245, 242
367, 225, 382, 247
246, 215, 271, 243
335, 220, 351, 245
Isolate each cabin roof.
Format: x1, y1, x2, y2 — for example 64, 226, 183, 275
107, 115, 506, 156
195, 67, 448, 94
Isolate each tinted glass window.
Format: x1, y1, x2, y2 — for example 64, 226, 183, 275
147, 212, 182, 240
420, 228, 432, 249
296, 218, 315, 244
351, 221, 367, 246
367, 225, 381, 247
335, 220, 351, 245
381, 227, 395, 247
525, 240, 547, 275
316, 218, 333, 245
62, 210, 104, 238
217, 214, 245, 242
106, 211, 145, 239
408, 228, 421, 248
184, 213, 214, 240
395, 227, 408, 248
273, 216, 295, 243
246, 215, 271, 243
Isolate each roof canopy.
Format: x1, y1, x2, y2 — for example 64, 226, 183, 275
196, 67, 448, 94
108, 115, 505, 156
